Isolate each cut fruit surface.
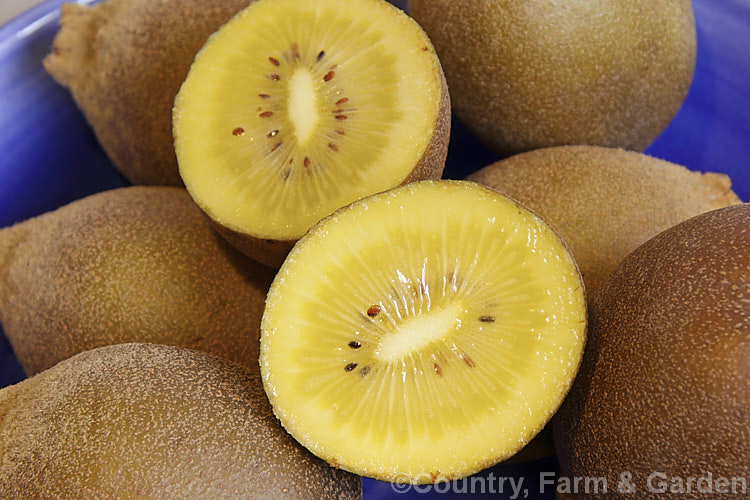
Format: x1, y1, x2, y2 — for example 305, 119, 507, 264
174, 0, 449, 266
260, 180, 587, 482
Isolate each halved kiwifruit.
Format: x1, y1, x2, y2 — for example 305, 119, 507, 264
260, 180, 587, 483
174, 0, 450, 268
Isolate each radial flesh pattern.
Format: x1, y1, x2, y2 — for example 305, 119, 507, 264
174, 0, 446, 242
260, 181, 587, 482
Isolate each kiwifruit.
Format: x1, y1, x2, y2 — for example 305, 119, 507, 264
467, 146, 741, 293
0, 343, 361, 499
554, 204, 750, 500
174, 0, 450, 268
409, 0, 696, 156
0, 186, 274, 376
260, 180, 587, 482
43, 0, 250, 185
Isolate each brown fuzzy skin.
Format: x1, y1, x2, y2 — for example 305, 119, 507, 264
0, 186, 274, 375
553, 204, 750, 500
214, 223, 296, 270
401, 71, 451, 185
213, 67, 451, 269
467, 146, 741, 294
43, 0, 251, 186
0, 343, 362, 499
409, 0, 696, 156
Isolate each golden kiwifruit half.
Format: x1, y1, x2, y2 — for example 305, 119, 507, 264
409, 0, 696, 156
0, 343, 361, 499
174, 0, 450, 268
554, 204, 750, 499
43, 0, 250, 185
260, 180, 587, 482
467, 146, 741, 294
0, 187, 274, 375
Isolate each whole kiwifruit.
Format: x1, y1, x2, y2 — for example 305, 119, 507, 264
409, 0, 697, 156
0, 186, 274, 375
554, 204, 750, 500
43, 0, 250, 185
0, 343, 361, 499
173, 0, 450, 268
467, 146, 741, 293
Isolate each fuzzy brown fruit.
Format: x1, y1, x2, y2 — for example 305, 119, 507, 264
0, 187, 273, 375
467, 146, 741, 293
554, 204, 750, 500
0, 343, 361, 499
43, 0, 250, 185
409, 0, 697, 156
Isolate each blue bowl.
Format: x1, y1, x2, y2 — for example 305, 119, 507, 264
1, 1, 748, 498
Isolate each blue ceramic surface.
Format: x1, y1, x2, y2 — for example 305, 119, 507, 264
0, 1, 747, 498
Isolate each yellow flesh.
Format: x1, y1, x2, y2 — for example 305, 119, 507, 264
260, 181, 587, 481
174, 0, 441, 240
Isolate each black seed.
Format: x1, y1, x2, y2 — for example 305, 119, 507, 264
317, 50, 325, 61
348, 341, 361, 349
344, 362, 358, 372
479, 316, 496, 323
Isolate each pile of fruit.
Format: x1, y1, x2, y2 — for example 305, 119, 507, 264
0, 0, 747, 498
